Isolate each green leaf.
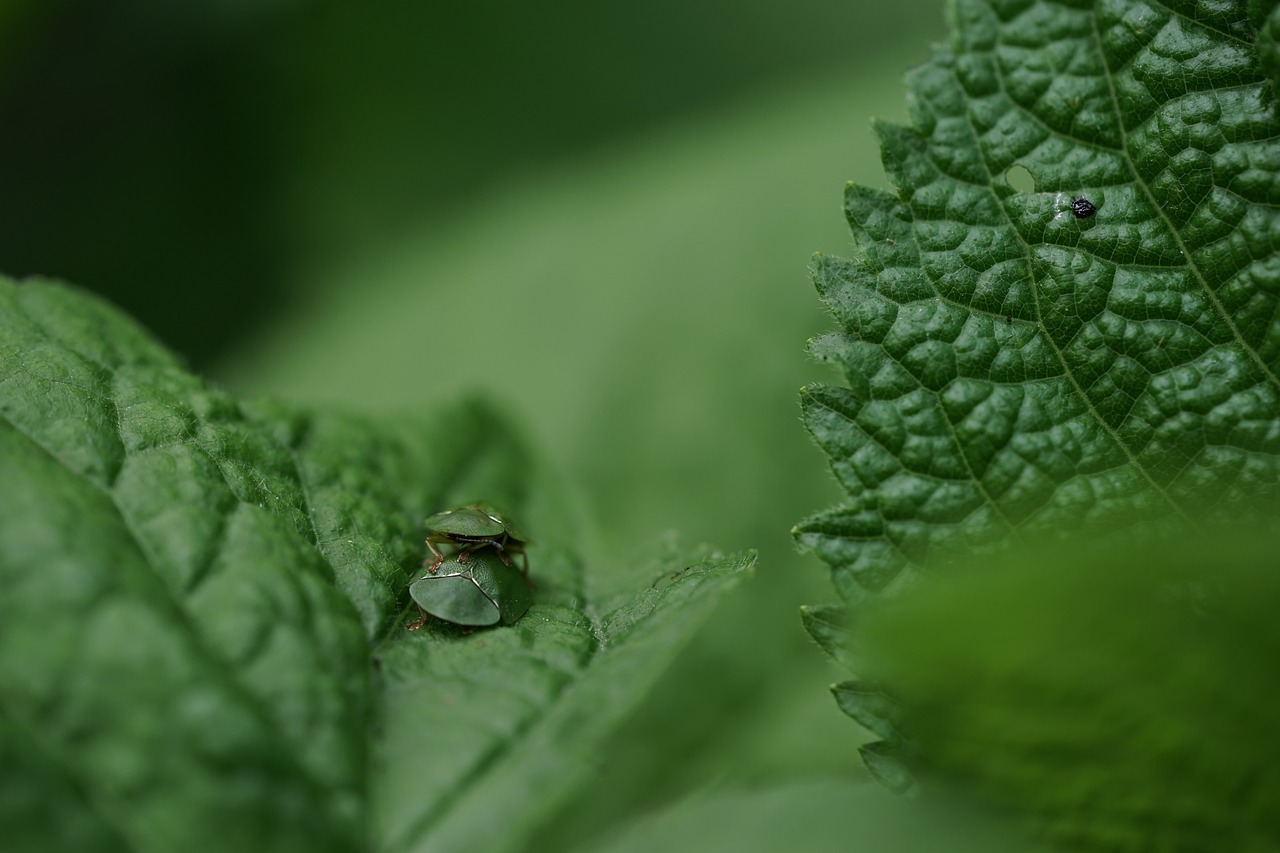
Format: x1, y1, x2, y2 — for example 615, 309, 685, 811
859, 531, 1280, 851
831, 681, 904, 743
0, 276, 751, 852
796, 0, 1280, 797
798, 0, 1280, 600
858, 740, 918, 798
799, 602, 856, 668
371, 550, 752, 853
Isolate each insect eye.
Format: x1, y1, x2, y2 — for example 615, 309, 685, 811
1071, 196, 1097, 219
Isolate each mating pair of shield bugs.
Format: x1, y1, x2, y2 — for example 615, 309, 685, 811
406, 503, 533, 629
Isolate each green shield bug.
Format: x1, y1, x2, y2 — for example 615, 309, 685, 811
408, 502, 533, 629
421, 502, 528, 573
407, 549, 533, 628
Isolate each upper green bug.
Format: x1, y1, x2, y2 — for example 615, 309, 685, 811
421, 502, 528, 573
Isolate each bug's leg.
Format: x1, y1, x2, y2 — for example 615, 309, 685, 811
423, 537, 448, 573
457, 539, 507, 564
406, 604, 431, 631
493, 536, 514, 566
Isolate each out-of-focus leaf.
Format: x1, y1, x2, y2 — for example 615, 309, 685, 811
860, 531, 1280, 851
582, 778, 1023, 853
1258, 0, 1280, 92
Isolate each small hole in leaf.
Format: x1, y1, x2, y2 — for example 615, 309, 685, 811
1005, 164, 1035, 194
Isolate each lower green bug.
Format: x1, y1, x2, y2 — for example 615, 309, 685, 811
407, 550, 533, 628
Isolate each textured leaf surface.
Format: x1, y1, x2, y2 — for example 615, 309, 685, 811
859, 533, 1280, 851
0, 276, 751, 852
797, 0, 1280, 603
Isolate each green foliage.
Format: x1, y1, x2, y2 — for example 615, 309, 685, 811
0, 276, 751, 853
795, 0, 1280, 844
799, 0, 1280, 599
225, 71, 911, 848
859, 532, 1280, 850
798, 0, 1280, 759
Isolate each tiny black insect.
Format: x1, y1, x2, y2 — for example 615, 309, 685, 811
1005, 315, 1013, 324
1071, 196, 1097, 218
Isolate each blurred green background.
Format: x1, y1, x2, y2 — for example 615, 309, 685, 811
0, 0, 946, 847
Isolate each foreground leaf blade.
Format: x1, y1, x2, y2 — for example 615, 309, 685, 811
860, 532, 1280, 851
0, 276, 749, 851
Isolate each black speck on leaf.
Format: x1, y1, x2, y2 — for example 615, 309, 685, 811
1071, 196, 1097, 218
